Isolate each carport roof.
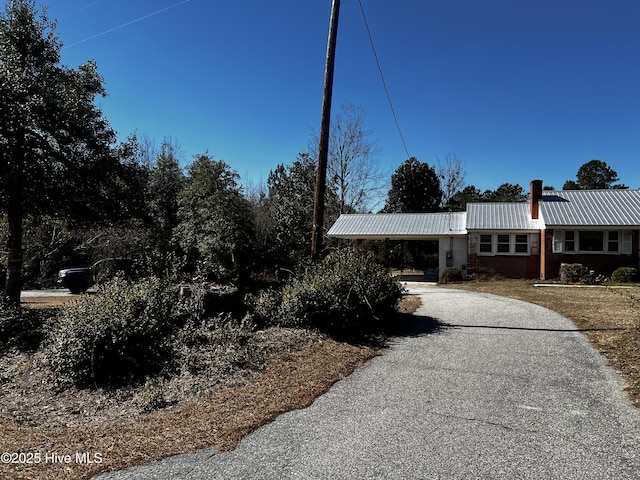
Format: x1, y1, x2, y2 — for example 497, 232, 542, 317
327, 212, 467, 239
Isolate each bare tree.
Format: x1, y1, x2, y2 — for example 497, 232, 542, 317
311, 103, 385, 213
437, 152, 466, 209
136, 135, 184, 169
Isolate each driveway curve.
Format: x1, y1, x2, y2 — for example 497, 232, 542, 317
96, 283, 640, 479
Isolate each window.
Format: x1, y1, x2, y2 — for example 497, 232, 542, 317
515, 234, 529, 253
497, 235, 510, 253
476, 233, 530, 255
578, 231, 604, 252
564, 231, 575, 252
607, 231, 619, 252
554, 230, 629, 254
479, 235, 492, 253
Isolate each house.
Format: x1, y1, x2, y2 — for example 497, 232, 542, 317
327, 180, 640, 280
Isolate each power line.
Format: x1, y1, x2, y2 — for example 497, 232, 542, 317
63, 0, 191, 49
357, 0, 411, 159
60, 0, 106, 19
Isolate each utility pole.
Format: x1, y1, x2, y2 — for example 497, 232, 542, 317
311, 0, 340, 261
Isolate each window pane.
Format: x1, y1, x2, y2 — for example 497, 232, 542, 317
608, 231, 619, 252
497, 243, 510, 253
578, 231, 603, 252
515, 243, 528, 253
479, 235, 492, 253
564, 231, 575, 252
515, 235, 528, 253
496, 234, 509, 253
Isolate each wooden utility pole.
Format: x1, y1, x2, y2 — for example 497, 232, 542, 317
311, 0, 340, 260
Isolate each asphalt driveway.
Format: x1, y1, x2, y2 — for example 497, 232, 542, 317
95, 283, 640, 479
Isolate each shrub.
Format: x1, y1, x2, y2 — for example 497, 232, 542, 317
439, 267, 463, 284
178, 314, 262, 376
560, 263, 591, 284
47, 276, 177, 388
611, 267, 638, 284
0, 301, 48, 352
277, 249, 403, 335
245, 288, 282, 327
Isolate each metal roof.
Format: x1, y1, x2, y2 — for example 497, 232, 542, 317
466, 203, 541, 231
327, 189, 640, 239
540, 189, 640, 227
327, 212, 467, 239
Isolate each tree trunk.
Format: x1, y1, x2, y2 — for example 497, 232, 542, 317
4, 191, 24, 306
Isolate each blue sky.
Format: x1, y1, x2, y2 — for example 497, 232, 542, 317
36, 0, 640, 192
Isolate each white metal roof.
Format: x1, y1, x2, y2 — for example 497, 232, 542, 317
327, 212, 467, 239
540, 189, 640, 227
466, 203, 541, 231
327, 189, 640, 239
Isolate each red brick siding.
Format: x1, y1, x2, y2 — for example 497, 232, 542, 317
470, 255, 540, 279
543, 229, 640, 279
467, 236, 540, 279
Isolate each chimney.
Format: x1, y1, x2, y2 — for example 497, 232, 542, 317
530, 179, 543, 219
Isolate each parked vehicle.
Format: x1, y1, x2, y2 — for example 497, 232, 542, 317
57, 267, 95, 294
57, 258, 133, 294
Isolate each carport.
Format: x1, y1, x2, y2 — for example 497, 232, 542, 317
327, 212, 468, 279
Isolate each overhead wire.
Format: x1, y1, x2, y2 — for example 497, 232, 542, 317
63, 0, 191, 49
59, 0, 106, 19
357, 0, 411, 159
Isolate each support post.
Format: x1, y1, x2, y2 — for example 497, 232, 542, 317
311, 0, 340, 260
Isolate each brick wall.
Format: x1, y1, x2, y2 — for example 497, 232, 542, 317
469, 254, 540, 279
543, 229, 640, 279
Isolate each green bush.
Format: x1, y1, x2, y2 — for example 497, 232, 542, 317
611, 267, 638, 283
439, 267, 463, 284
47, 276, 177, 388
277, 249, 403, 335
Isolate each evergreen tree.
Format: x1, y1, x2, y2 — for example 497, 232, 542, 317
563, 159, 627, 190
173, 154, 255, 281
0, 0, 132, 303
383, 158, 442, 213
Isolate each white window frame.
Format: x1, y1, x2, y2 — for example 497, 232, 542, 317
479, 234, 493, 253
475, 233, 531, 256
552, 230, 632, 255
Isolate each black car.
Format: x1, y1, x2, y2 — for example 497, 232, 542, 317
57, 258, 133, 294
57, 267, 95, 294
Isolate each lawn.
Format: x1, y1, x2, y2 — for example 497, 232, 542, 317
441, 279, 640, 408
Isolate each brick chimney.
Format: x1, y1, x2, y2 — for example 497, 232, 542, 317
530, 179, 543, 219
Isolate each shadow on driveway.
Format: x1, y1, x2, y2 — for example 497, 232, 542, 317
387, 312, 449, 338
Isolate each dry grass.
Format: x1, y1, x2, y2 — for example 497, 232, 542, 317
442, 279, 640, 408
1, 295, 419, 480
21, 296, 76, 309
0, 338, 378, 480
